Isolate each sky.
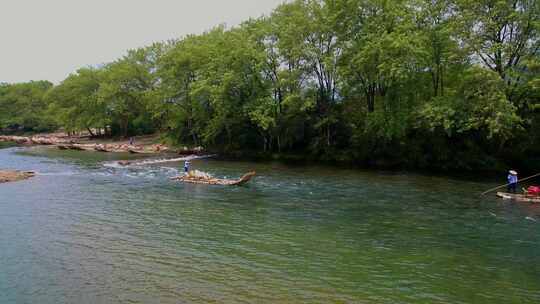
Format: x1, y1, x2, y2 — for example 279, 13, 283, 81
0, 0, 285, 84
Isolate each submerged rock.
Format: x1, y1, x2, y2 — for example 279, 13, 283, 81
118, 160, 132, 166
0, 170, 35, 183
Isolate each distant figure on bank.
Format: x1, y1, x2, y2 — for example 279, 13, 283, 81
507, 170, 518, 193
129, 137, 134, 146
184, 160, 191, 174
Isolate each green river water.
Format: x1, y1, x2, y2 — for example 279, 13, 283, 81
0, 145, 539, 303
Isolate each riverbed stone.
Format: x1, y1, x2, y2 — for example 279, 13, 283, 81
0, 170, 35, 183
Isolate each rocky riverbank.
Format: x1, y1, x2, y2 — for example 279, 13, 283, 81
0, 133, 204, 155
57, 142, 169, 154
0, 135, 71, 145
0, 170, 35, 183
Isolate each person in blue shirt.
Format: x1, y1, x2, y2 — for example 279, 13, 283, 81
184, 160, 191, 174
507, 170, 518, 193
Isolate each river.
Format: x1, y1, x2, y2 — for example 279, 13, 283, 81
0, 145, 539, 303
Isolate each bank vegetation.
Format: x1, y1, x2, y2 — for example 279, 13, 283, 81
1, 0, 538, 171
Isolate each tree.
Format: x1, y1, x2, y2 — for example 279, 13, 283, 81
98, 45, 161, 137
46, 68, 107, 136
455, 0, 540, 105
419, 66, 521, 142
0, 81, 55, 132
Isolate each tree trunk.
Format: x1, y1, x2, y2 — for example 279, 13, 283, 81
367, 92, 375, 113
122, 118, 129, 138
327, 124, 331, 147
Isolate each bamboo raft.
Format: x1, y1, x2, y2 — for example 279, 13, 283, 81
497, 192, 540, 203
171, 171, 256, 186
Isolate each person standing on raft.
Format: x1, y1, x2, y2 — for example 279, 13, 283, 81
184, 160, 191, 175
507, 170, 518, 193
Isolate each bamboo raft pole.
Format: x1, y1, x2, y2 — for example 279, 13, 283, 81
481, 172, 540, 195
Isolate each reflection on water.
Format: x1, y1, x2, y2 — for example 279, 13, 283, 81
0, 146, 539, 303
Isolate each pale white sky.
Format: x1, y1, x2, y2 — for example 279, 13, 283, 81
0, 0, 285, 84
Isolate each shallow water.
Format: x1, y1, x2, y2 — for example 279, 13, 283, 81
0, 146, 539, 303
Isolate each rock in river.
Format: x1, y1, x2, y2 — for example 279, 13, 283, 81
0, 170, 35, 184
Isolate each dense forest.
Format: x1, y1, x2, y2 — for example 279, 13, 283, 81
0, 0, 538, 171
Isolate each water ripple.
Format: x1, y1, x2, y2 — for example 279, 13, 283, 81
0, 147, 539, 303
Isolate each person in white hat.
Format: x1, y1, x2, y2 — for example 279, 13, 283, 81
183, 160, 191, 175
507, 170, 518, 193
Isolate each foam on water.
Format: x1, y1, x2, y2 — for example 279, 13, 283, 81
36, 171, 78, 176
